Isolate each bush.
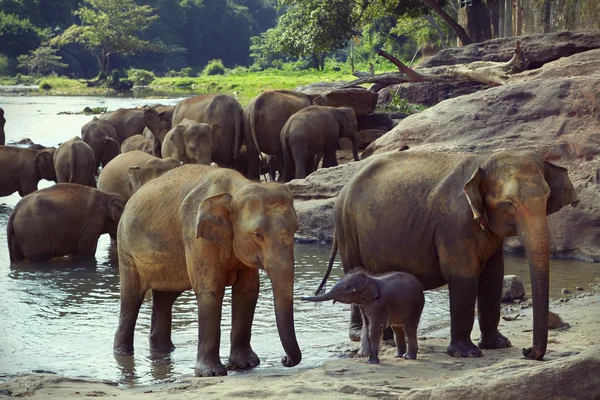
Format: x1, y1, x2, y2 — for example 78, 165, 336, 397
126, 68, 155, 86
0, 54, 10, 75
39, 82, 51, 90
165, 67, 194, 78
14, 73, 35, 85
202, 59, 226, 76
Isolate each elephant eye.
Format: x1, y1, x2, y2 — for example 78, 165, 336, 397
253, 231, 263, 239
498, 200, 516, 214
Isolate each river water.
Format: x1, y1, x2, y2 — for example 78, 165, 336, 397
0, 94, 598, 386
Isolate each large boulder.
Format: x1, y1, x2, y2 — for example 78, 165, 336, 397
295, 83, 378, 116
294, 198, 336, 243
420, 30, 600, 69
285, 162, 361, 200
377, 81, 488, 107
502, 275, 525, 302
404, 345, 600, 400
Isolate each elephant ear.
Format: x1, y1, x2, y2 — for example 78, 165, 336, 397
102, 137, 120, 167
107, 196, 125, 222
543, 161, 580, 215
311, 95, 328, 106
335, 108, 353, 138
210, 124, 221, 151
464, 167, 486, 230
128, 166, 143, 193
143, 109, 161, 136
196, 193, 233, 242
170, 125, 187, 156
34, 149, 57, 182
360, 279, 380, 301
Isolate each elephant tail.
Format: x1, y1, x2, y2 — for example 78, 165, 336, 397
7, 208, 21, 262
314, 233, 338, 295
233, 106, 243, 161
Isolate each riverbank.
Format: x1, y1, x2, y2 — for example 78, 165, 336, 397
2, 288, 598, 399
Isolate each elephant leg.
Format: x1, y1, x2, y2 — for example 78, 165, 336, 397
228, 268, 260, 370
358, 308, 371, 356
350, 304, 363, 342
447, 275, 482, 357
478, 246, 511, 350
150, 290, 182, 353
194, 282, 227, 377
19, 178, 38, 197
392, 326, 407, 357
293, 146, 308, 180
114, 256, 147, 355
321, 149, 338, 169
74, 232, 100, 260
366, 315, 386, 364
403, 324, 419, 360
304, 155, 316, 177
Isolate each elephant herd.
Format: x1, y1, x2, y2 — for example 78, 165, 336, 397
0, 93, 582, 378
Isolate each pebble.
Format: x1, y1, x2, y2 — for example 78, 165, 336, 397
561, 288, 570, 294
576, 286, 584, 291
513, 299, 521, 304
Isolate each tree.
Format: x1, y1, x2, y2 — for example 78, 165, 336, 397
17, 45, 67, 76
50, 0, 161, 73
0, 11, 47, 58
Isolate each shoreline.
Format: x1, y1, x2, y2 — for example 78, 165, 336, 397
2, 289, 598, 399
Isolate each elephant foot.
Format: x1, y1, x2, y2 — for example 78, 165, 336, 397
366, 356, 380, 364
194, 360, 228, 377
349, 327, 362, 342
478, 332, 512, 350
227, 347, 260, 370
402, 352, 417, 360
150, 342, 175, 354
447, 340, 483, 358
113, 338, 134, 355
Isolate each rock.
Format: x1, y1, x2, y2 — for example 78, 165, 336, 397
501, 275, 525, 302
576, 286, 584, 291
403, 345, 600, 400
357, 129, 388, 150
562, 288, 571, 295
295, 84, 378, 116
509, 48, 600, 83
548, 311, 568, 329
285, 162, 362, 200
356, 113, 395, 131
362, 53, 600, 261
420, 30, 600, 69
294, 198, 336, 243
377, 81, 488, 107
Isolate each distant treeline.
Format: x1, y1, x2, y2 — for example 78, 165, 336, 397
0, 0, 278, 77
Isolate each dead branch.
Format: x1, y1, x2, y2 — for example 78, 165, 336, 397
377, 49, 424, 81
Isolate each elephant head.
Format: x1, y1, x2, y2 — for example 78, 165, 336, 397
128, 157, 182, 193
82, 118, 121, 171
102, 193, 126, 239
33, 148, 57, 182
463, 151, 579, 360
302, 271, 379, 304
195, 184, 301, 368
143, 107, 174, 157
171, 122, 219, 165
336, 107, 359, 162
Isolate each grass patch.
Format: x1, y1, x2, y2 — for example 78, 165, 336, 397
0, 76, 17, 85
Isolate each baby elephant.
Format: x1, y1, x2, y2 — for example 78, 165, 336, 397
303, 270, 424, 364
7, 183, 126, 262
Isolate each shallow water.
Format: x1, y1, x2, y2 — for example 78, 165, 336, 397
0, 95, 598, 386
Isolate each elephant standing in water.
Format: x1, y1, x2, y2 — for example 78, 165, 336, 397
242, 90, 327, 181
142, 106, 175, 157
120, 135, 153, 155
97, 150, 181, 201
317, 150, 578, 361
0, 146, 56, 197
114, 165, 302, 376
81, 117, 121, 172
54, 137, 97, 187
172, 95, 242, 168
8, 183, 126, 262
0, 107, 5, 145
100, 108, 145, 142
281, 106, 359, 181
161, 119, 220, 165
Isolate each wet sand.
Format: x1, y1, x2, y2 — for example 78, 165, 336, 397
2, 289, 598, 399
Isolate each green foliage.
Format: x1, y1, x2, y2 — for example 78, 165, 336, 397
164, 67, 194, 77
0, 54, 10, 75
383, 92, 425, 114
127, 68, 155, 85
51, 0, 162, 73
0, 11, 46, 58
202, 59, 226, 76
14, 73, 36, 84
17, 45, 67, 76
40, 82, 52, 90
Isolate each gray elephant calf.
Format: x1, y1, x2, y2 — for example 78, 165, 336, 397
303, 270, 424, 364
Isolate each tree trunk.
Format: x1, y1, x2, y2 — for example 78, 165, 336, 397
421, 0, 472, 45
488, 0, 500, 38
465, 0, 492, 43
424, 15, 448, 49
543, 0, 551, 33
504, 0, 513, 37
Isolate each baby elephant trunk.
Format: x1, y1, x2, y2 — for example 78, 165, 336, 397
301, 283, 346, 304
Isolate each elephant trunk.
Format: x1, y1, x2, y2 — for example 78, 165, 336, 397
351, 132, 359, 162
265, 252, 302, 368
517, 212, 550, 360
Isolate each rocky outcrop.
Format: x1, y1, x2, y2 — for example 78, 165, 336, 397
420, 30, 600, 69
502, 275, 525, 302
377, 81, 488, 107
403, 345, 600, 400
294, 83, 378, 116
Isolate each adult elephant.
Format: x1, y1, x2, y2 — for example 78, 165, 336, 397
121, 134, 153, 155
172, 95, 242, 169
81, 117, 121, 172
8, 184, 126, 262
0, 146, 56, 197
142, 106, 175, 157
114, 165, 302, 376
97, 150, 181, 201
100, 108, 145, 143
0, 107, 5, 146
242, 90, 327, 181
281, 106, 359, 181
316, 150, 578, 361
54, 137, 97, 187
161, 119, 219, 165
